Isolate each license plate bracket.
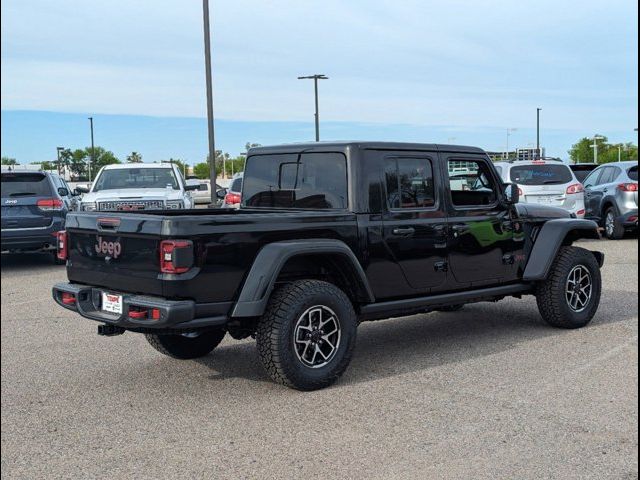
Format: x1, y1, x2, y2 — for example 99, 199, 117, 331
101, 292, 123, 314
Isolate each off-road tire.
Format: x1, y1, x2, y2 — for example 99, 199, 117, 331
256, 280, 357, 391
145, 329, 226, 359
536, 246, 601, 329
604, 206, 625, 240
436, 304, 465, 312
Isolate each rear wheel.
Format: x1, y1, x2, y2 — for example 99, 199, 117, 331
145, 329, 226, 359
536, 246, 601, 329
604, 206, 625, 240
256, 280, 357, 391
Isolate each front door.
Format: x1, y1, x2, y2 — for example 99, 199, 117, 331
443, 155, 522, 287
381, 154, 449, 292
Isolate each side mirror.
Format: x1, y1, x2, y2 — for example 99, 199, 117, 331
57, 187, 69, 197
504, 183, 520, 205
216, 189, 227, 199
74, 185, 90, 194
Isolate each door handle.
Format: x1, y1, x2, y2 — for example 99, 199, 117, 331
452, 224, 469, 233
392, 227, 415, 236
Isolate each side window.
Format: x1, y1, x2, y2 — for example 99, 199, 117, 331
448, 159, 498, 207
608, 166, 622, 182
385, 157, 435, 209
583, 169, 602, 188
598, 167, 615, 185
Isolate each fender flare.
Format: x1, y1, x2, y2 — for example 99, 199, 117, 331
523, 219, 602, 281
231, 239, 375, 318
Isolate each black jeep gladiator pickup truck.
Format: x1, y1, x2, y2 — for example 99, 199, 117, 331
53, 142, 604, 390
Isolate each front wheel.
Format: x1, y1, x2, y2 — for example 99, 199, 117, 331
536, 246, 601, 329
256, 280, 357, 391
145, 329, 226, 359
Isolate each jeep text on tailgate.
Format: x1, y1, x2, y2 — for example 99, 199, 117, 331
53, 142, 604, 390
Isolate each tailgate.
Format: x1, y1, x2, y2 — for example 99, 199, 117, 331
66, 213, 165, 296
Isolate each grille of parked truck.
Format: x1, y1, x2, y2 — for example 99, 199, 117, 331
52, 142, 604, 390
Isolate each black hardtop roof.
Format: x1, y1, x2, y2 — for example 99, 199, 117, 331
248, 141, 485, 156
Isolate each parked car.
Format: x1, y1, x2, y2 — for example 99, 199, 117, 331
582, 161, 638, 239
187, 179, 227, 206
1, 170, 76, 263
53, 142, 604, 391
221, 173, 243, 209
494, 160, 585, 218
76, 163, 198, 211
570, 163, 599, 183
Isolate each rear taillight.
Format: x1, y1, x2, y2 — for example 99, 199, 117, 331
618, 183, 638, 192
61, 292, 76, 305
159, 240, 193, 274
37, 198, 64, 211
518, 187, 524, 197
56, 231, 68, 261
224, 192, 241, 205
566, 183, 584, 195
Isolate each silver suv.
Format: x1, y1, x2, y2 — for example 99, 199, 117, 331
583, 161, 638, 239
494, 160, 585, 218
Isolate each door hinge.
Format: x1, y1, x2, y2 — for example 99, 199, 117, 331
434, 261, 448, 272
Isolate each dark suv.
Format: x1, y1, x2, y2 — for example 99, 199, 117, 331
1, 170, 75, 263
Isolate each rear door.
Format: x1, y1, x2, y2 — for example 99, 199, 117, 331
1, 172, 56, 230
380, 153, 449, 291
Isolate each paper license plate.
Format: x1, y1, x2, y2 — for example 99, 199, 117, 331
102, 292, 123, 314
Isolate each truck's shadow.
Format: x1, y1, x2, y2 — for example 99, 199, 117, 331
195, 288, 636, 387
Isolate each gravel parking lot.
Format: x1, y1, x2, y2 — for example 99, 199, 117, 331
1, 238, 637, 479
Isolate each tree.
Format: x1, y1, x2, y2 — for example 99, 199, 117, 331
31, 161, 55, 171
68, 147, 120, 180
568, 136, 608, 164
1, 156, 18, 165
245, 142, 262, 153
193, 162, 210, 179
569, 136, 638, 165
68, 149, 89, 179
126, 151, 143, 163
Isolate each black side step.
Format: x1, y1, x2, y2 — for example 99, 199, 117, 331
359, 283, 533, 320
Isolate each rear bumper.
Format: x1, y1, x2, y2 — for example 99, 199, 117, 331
52, 282, 231, 331
1, 218, 64, 251
618, 209, 638, 228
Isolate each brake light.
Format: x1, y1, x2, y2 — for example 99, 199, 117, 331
159, 240, 193, 274
618, 183, 638, 192
61, 292, 76, 305
37, 198, 64, 211
224, 192, 241, 205
566, 183, 584, 195
56, 231, 68, 260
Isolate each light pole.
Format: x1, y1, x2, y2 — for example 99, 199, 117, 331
591, 135, 605, 164
202, 0, 217, 202
506, 128, 517, 160
298, 74, 328, 142
56, 147, 65, 175
536, 108, 542, 159
88, 117, 95, 181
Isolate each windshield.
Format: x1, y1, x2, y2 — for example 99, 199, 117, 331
243, 153, 347, 209
1, 173, 52, 197
510, 164, 573, 185
92, 168, 178, 192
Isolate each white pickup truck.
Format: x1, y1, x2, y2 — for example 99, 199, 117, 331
76, 163, 197, 211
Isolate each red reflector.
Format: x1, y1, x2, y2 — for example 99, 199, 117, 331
128, 308, 148, 319
56, 231, 68, 260
224, 192, 241, 205
566, 183, 584, 195
61, 292, 76, 305
151, 308, 161, 320
37, 198, 64, 211
576, 209, 585, 216
618, 183, 639, 192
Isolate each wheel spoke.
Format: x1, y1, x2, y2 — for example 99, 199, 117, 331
293, 305, 341, 368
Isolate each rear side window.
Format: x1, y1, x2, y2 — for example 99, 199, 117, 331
230, 177, 242, 193
385, 157, 435, 209
510, 164, 573, 185
197, 183, 209, 191
243, 153, 347, 209
1, 173, 52, 197
599, 167, 618, 185
627, 166, 638, 181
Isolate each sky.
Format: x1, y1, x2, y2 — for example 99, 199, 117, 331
1, 0, 638, 164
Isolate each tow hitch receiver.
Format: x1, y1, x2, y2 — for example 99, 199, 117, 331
97, 324, 126, 336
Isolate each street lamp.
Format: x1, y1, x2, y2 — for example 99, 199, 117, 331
202, 0, 217, 203
505, 128, 518, 160
591, 135, 606, 164
56, 146, 65, 175
88, 117, 95, 181
298, 74, 328, 142
536, 108, 542, 159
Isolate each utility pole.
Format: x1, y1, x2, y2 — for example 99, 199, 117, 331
506, 128, 517, 160
56, 146, 65, 175
536, 108, 542, 159
298, 74, 328, 141
88, 117, 95, 181
591, 135, 605, 164
202, 0, 217, 202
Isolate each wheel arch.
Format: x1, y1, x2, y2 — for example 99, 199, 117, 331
523, 219, 602, 281
231, 239, 375, 318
